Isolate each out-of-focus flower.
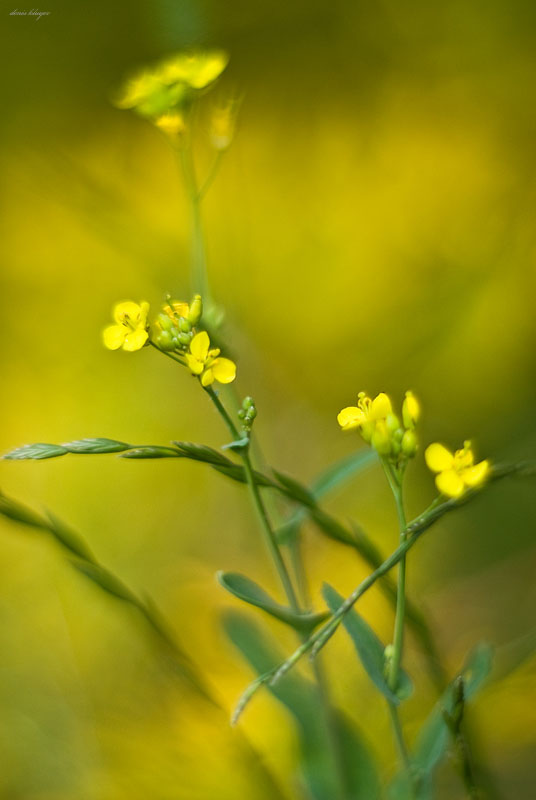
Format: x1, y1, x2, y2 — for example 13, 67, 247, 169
155, 111, 186, 137
185, 331, 236, 387
210, 96, 241, 151
114, 50, 229, 121
103, 301, 149, 352
425, 441, 489, 497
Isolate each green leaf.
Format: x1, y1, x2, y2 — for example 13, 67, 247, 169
3, 443, 69, 460
223, 611, 381, 800
272, 469, 316, 508
310, 449, 377, 499
45, 510, 95, 561
70, 560, 139, 605
120, 446, 182, 459
218, 572, 328, 634
62, 438, 131, 454
0, 491, 49, 529
221, 437, 250, 452
409, 644, 493, 787
323, 584, 412, 705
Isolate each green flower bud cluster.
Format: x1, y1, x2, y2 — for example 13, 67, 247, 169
152, 294, 203, 353
237, 396, 257, 433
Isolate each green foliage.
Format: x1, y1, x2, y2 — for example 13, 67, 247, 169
218, 572, 328, 634
323, 584, 412, 705
223, 610, 381, 800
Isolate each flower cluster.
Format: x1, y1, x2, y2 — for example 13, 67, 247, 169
337, 391, 420, 465
153, 294, 236, 387
114, 50, 228, 128
103, 294, 236, 388
238, 396, 257, 433
425, 441, 489, 498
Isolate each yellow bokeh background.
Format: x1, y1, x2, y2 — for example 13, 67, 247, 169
1, 1, 536, 797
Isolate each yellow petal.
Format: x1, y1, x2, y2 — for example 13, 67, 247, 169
402, 391, 420, 427
337, 407, 366, 430
103, 325, 126, 350
201, 368, 214, 386
139, 302, 150, 325
190, 331, 210, 361
436, 469, 465, 497
123, 329, 148, 351
212, 358, 236, 384
462, 460, 490, 488
370, 392, 392, 421
454, 445, 474, 470
185, 354, 204, 375
113, 301, 142, 325
425, 443, 454, 473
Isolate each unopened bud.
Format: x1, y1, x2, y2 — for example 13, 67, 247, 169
242, 396, 254, 410
402, 391, 420, 429
372, 422, 391, 455
401, 429, 418, 458
386, 413, 400, 434
188, 294, 203, 326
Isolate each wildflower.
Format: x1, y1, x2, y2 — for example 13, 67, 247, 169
155, 111, 186, 137
103, 301, 149, 352
114, 50, 229, 121
185, 331, 236, 387
425, 441, 489, 498
337, 392, 392, 441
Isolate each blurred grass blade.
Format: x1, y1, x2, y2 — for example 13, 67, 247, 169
45, 510, 95, 560
223, 610, 381, 800
71, 560, 140, 604
218, 572, 328, 634
310, 449, 377, 498
173, 440, 235, 466
323, 584, 412, 704
414, 644, 492, 781
494, 626, 536, 681
272, 470, 316, 508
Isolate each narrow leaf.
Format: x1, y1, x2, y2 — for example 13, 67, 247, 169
46, 510, 95, 561
414, 643, 493, 775
323, 584, 413, 704
70, 560, 140, 605
223, 611, 381, 800
310, 449, 377, 498
221, 437, 250, 452
3, 443, 68, 460
272, 469, 316, 508
218, 572, 328, 634
0, 491, 49, 529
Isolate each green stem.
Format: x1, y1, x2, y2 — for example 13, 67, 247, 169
178, 142, 210, 303
205, 386, 348, 799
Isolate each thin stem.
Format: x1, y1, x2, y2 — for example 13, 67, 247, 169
387, 702, 413, 774
198, 150, 224, 200
177, 141, 211, 303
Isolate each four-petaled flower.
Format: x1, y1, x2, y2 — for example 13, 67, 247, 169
337, 391, 392, 440
425, 441, 489, 498
103, 301, 150, 352
185, 331, 236, 387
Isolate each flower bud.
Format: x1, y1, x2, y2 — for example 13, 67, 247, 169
156, 330, 174, 351
188, 294, 203, 326
386, 413, 400, 434
179, 317, 192, 333
401, 429, 418, 458
157, 313, 174, 332
242, 396, 254, 410
178, 332, 192, 346
372, 422, 391, 455
360, 421, 374, 443
402, 391, 420, 429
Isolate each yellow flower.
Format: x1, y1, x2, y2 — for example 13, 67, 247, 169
425, 441, 489, 498
155, 111, 186, 137
402, 390, 420, 428
337, 392, 392, 436
103, 301, 149, 352
114, 50, 229, 120
185, 331, 236, 387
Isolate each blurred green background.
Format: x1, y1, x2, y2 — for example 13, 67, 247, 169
1, 0, 536, 797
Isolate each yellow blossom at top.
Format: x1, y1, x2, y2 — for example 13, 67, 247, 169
425, 441, 489, 498
185, 331, 236, 387
114, 50, 229, 120
103, 301, 150, 352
